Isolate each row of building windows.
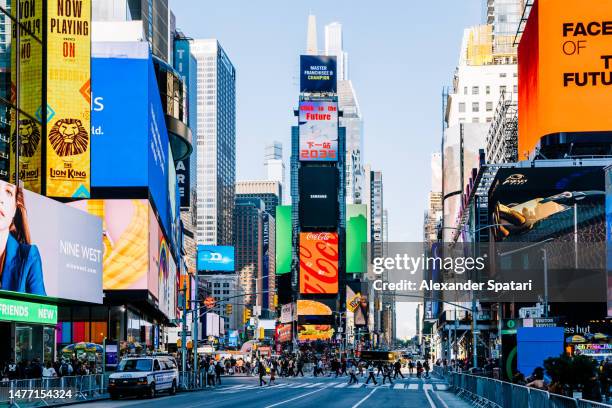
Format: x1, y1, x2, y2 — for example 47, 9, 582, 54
462, 84, 517, 96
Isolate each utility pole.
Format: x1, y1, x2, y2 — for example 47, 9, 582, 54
193, 275, 199, 381
181, 279, 187, 373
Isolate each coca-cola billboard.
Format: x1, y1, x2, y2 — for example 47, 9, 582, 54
299, 232, 339, 294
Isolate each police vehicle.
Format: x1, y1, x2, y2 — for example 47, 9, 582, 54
108, 355, 179, 399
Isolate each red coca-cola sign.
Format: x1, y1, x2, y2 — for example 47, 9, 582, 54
299, 232, 339, 294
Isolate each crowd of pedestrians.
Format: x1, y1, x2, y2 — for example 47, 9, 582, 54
0, 358, 99, 381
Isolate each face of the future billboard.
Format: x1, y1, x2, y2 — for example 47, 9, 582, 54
300, 55, 337, 93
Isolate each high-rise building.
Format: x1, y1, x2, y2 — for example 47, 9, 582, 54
234, 197, 265, 309
204, 274, 244, 333
191, 39, 236, 246
324, 22, 348, 81
306, 14, 318, 54
264, 142, 285, 202
92, 0, 171, 63
235, 180, 281, 217
486, 0, 525, 57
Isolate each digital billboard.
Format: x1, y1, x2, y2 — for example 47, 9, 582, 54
518, 0, 612, 160
276, 324, 292, 343
489, 166, 605, 242
300, 55, 337, 93
299, 232, 339, 294
299, 101, 338, 161
346, 204, 367, 273
299, 167, 338, 230
0, 180, 103, 303
197, 245, 235, 272
297, 325, 334, 342
297, 300, 332, 316
275, 205, 292, 274
45, 0, 91, 198
69, 199, 149, 290
91, 45, 172, 247
10, 0, 43, 193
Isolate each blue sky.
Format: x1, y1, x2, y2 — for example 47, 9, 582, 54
170, 0, 484, 338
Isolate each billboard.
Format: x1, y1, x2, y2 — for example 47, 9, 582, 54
70, 199, 149, 290
297, 325, 334, 342
346, 204, 367, 273
197, 245, 235, 272
299, 167, 338, 230
280, 303, 295, 324
297, 299, 332, 316
276, 324, 292, 343
518, 0, 612, 160
300, 55, 337, 93
45, 0, 91, 198
489, 167, 605, 242
298, 101, 338, 161
173, 39, 194, 208
91, 47, 172, 246
0, 180, 103, 303
299, 232, 339, 294
275, 205, 292, 274
10, 0, 43, 193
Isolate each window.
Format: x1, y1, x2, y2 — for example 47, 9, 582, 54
499, 73, 507, 78
513, 85, 518, 93
458, 102, 466, 113
486, 86, 491, 95
486, 117, 493, 123
472, 86, 479, 95
472, 117, 480, 123
472, 102, 479, 112
458, 118, 466, 123
464, 86, 467, 95
500, 85, 507, 94
486, 102, 493, 112
154, 360, 161, 371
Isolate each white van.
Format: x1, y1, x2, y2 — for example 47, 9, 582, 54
108, 356, 179, 400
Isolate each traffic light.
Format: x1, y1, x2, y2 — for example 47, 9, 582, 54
226, 304, 233, 315
259, 327, 265, 340
273, 295, 278, 308
243, 308, 251, 323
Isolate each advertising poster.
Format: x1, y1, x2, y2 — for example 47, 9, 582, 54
518, 0, 612, 160
299, 167, 338, 230
46, 0, 91, 198
10, 0, 43, 193
280, 303, 295, 324
0, 180, 103, 303
275, 205, 292, 274
346, 204, 367, 273
276, 324, 292, 343
298, 101, 338, 161
297, 299, 332, 316
489, 167, 605, 242
173, 39, 193, 209
70, 199, 149, 291
297, 325, 334, 342
197, 245, 235, 272
300, 55, 337, 93
299, 232, 339, 294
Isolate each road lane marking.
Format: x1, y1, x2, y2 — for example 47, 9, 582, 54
408, 383, 419, 390
351, 387, 378, 408
264, 387, 327, 408
424, 388, 437, 408
436, 384, 449, 391
424, 384, 433, 391
393, 384, 404, 390
335, 383, 349, 388
432, 390, 450, 408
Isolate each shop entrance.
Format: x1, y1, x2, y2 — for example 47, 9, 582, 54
0, 322, 11, 364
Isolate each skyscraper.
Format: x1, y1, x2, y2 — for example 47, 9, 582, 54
236, 180, 281, 218
306, 14, 318, 54
264, 141, 285, 201
324, 22, 348, 81
191, 39, 236, 246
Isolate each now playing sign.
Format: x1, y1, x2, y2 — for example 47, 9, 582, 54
0, 298, 58, 325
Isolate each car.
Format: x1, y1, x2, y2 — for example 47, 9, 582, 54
108, 356, 179, 400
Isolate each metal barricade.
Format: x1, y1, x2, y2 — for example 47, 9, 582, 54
529, 388, 551, 408
549, 393, 579, 408
577, 400, 612, 408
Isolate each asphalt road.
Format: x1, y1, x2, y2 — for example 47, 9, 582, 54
71, 372, 465, 408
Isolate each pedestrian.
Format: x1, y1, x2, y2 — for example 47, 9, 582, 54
207, 362, 216, 387
296, 359, 304, 377
382, 364, 394, 385
42, 361, 57, 378
215, 360, 223, 385
341, 359, 347, 376
269, 362, 276, 386
348, 364, 359, 385
393, 359, 404, 379
408, 360, 415, 376
376, 361, 383, 377
365, 362, 378, 385
583, 374, 603, 402
423, 360, 430, 379
5, 360, 17, 381
416, 361, 423, 378
258, 360, 267, 386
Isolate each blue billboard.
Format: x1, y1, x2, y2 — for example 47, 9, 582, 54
91, 44, 173, 251
300, 55, 337, 93
197, 245, 235, 272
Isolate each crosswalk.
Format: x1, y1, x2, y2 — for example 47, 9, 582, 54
216, 381, 449, 393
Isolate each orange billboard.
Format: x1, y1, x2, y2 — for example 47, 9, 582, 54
299, 232, 339, 294
518, 0, 612, 160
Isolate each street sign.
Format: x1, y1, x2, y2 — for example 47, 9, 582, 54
181, 331, 192, 337
338, 327, 344, 333
204, 297, 215, 309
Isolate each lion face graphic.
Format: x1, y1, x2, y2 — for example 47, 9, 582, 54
11, 119, 41, 158
49, 118, 89, 157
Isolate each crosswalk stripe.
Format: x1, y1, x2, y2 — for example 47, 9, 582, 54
349, 383, 364, 388
435, 384, 449, 391
291, 383, 310, 388
304, 383, 320, 388
393, 384, 405, 390
408, 384, 419, 390
423, 384, 433, 391
334, 383, 349, 388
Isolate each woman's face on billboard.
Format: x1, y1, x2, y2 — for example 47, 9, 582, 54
0, 181, 17, 231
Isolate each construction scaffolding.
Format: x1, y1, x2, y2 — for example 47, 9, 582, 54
486, 90, 518, 164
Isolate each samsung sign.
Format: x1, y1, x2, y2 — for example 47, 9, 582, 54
197, 245, 235, 273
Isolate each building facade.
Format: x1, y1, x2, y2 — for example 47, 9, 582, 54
235, 180, 281, 218
191, 39, 236, 246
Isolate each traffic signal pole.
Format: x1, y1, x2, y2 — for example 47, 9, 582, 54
181, 279, 187, 373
